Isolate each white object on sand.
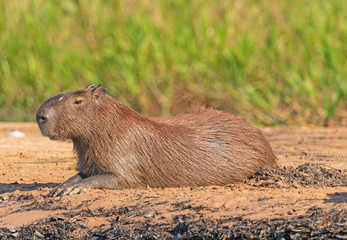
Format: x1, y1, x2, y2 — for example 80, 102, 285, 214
9, 130, 25, 138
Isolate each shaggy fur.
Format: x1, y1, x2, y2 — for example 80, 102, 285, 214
36, 84, 277, 196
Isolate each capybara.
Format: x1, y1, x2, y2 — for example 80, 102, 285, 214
36, 84, 277, 196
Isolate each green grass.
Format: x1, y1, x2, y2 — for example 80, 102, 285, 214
0, 0, 346, 125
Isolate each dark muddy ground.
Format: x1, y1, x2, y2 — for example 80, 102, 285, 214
2, 205, 347, 240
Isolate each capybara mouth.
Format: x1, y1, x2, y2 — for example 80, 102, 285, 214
49, 135, 61, 141
38, 127, 61, 140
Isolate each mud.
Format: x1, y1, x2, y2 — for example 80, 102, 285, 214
0, 123, 346, 239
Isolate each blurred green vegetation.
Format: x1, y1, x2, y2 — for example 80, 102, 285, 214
0, 0, 346, 125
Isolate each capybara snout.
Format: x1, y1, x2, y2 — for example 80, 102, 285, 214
36, 93, 65, 138
37, 84, 278, 196
36, 92, 70, 139
36, 94, 63, 124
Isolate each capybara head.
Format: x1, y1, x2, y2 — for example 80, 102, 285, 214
36, 84, 107, 140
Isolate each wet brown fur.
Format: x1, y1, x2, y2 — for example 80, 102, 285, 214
37, 85, 278, 191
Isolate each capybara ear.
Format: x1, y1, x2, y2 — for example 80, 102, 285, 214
92, 84, 107, 100
85, 84, 95, 89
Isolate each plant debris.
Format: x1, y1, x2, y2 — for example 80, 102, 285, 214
249, 163, 346, 188
0, 206, 345, 239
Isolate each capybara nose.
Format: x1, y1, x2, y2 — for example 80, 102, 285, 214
39, 115, 48, 124
36, 113, 48, 124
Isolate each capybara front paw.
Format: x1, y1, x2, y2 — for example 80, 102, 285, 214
48, 183, 91, 197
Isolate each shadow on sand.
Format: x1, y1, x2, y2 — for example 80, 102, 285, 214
0, 182, 58, 194
324, 192, 347, 203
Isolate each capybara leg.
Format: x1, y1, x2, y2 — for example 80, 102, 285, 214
48, 174, 122, 197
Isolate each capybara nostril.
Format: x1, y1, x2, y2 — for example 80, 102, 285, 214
37, 114, 48, 124
39, 115, 48, 123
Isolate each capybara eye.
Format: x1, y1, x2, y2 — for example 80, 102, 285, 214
73, 99, 84, 105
